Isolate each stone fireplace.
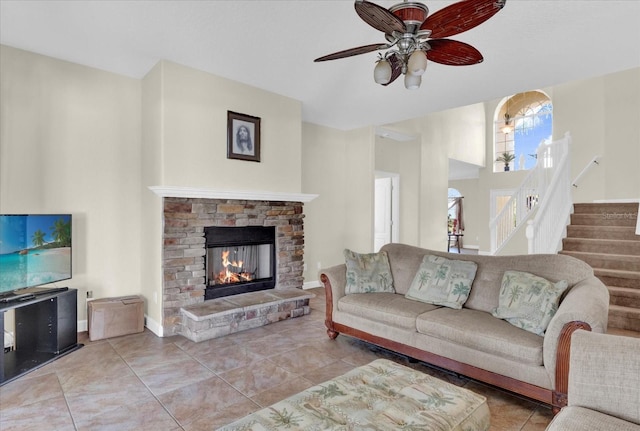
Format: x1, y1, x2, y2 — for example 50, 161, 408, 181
204, 225, 276, 300
157, 188, 316, 337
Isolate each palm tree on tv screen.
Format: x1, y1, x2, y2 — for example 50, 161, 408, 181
32, 229, 46, 247
51, 218, 71, 247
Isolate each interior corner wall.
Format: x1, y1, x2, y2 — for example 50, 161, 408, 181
140, 62, 164, 332
158, 61, 302, 193
417, 115, 454, 250
343, 127, 376, 252
0, 45, 142, 322
444, 103, 486, 167
300, 123, 375, 283
602, 68, 640, 199
301, 122, 348, 282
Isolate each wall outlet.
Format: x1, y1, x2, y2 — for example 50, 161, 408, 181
86, 290, 93, 299
303, 263, 307, 271
317, 261, 322, 269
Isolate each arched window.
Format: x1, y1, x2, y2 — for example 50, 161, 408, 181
494, 91, 553, 173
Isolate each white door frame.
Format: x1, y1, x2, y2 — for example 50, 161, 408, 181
374, 171, 400, 250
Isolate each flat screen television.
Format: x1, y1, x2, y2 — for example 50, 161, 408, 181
0, 214, 72, 297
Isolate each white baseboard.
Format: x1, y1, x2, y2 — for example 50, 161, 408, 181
144, 315, 163, 337
593, 198, 640, 203
303, 281, 321, 289
78, 320, 88, 332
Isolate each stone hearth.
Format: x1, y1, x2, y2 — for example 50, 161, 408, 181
154, 187, 317, 337
180, 289, 314, 342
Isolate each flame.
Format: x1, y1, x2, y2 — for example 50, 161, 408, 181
216, 250, 252, 284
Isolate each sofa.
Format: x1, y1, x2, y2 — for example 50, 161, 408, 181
319, 243, 610, 411
546, 330, 640, 430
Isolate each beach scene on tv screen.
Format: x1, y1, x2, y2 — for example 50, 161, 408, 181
0, 215, 71, 291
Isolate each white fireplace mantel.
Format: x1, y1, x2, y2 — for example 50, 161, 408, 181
149, 186, 318, 203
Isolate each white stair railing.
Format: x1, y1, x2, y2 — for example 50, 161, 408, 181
525, 133, 572, 254
489, 132, 571, 254
572, 155, 601, 188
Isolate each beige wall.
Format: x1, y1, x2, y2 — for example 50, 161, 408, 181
0, 45, 141, 323
141, 61, 304, 332
1, 49, 304, 333
3, 42, 638, 331
474, 67, 640, 254
554, 68, 640, 202
444, 103, 487, 166
383, 106, 486, 253
159, 61, 302, 192
301, 123, 347, 280
375, 136, 421, 245
140, 62, 164, 330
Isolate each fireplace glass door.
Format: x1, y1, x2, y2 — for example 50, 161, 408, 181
208, 244, 273, 286
204, 226, 276, 300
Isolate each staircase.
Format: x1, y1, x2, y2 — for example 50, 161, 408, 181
559, 202, 640, 331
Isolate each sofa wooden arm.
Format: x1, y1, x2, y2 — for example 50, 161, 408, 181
320, 273, 335, 338
552, 320, 592, 412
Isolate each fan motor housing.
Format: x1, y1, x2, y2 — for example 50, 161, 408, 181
389, 2, 429, 29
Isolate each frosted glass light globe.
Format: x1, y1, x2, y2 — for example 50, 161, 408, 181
408, 50, 428, 76
404, 73, 422, 90
373, 60, 392, 84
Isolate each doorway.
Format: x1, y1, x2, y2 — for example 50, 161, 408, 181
374, 172, 399, 251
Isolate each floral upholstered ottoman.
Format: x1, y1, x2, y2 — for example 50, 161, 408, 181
217, 358, 490, 431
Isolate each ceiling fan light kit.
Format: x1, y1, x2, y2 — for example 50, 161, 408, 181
374, 58, 393, 84
408, 50, 428, 76
315, 0, 507, 89
404, 73, 422, 90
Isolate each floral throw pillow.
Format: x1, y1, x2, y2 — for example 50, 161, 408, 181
492, 270, 569, 336
344, 249, 395, 294
405, 255, 477, 309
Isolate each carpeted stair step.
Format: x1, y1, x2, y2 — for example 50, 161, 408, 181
609, 286, 640, 308
570, 213, 638, 227
595, 268, 640, 289
559, 251, 640, 272
573, 202, 639, 215
608, 305, 640, 332
564, 202, 640, 331
562, 238, 640, 255
566, 225, 640, 241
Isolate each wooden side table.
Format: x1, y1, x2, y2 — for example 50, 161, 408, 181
447, 233, 464, 253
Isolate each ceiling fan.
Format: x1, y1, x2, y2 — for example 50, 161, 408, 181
314, 0, 507, 89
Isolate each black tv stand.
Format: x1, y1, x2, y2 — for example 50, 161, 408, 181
0, 286, 69, 304
1, 288, 82, 385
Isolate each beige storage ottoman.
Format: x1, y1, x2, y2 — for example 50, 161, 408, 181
88, 295, 144, 341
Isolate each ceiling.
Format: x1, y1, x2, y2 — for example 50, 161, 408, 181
1, 1, 639, 131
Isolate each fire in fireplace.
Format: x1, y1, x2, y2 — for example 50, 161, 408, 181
204, 226, 276, 300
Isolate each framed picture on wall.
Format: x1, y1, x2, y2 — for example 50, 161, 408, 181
227, 111, 261, 162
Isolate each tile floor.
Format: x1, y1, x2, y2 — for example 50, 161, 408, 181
0, 287, 579, 431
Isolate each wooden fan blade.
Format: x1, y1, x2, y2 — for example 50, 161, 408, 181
420, 0, 506, 38
355, 0, 406, 35
383, 53, 403, 86
427, 39, 484, 66
314, 43, 388, 62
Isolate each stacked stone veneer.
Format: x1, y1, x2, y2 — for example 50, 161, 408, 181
163, 197, 305, 336
180, 289, 313, 342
